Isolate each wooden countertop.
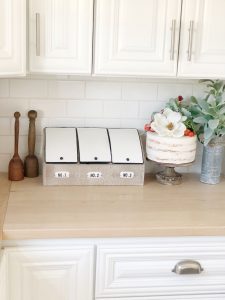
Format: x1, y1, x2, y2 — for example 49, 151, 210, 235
0, 174, 11, 240
1, 173, 225, 240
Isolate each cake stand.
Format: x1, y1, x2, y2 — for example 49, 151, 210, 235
148, 159, 193, 185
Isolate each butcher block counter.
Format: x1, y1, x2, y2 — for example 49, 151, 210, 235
0, 172, 224, 240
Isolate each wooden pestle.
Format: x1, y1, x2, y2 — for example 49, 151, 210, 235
24, 110, 39, 177
8, 112, 24, 181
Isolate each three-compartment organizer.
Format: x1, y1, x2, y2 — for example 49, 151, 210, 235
43, 127, 145, 186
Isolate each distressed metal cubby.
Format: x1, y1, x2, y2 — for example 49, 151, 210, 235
43, 127, 145, 186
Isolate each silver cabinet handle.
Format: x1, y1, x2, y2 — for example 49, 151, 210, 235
36, 13, 40, 56
187, 20, 194, 61
170, 19, 176, 60
172, 260, 204, 275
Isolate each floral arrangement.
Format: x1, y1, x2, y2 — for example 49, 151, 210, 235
190, 79, 225, 145
145, 96, 196, 138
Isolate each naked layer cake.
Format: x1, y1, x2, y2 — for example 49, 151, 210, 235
145, 105, 197, 165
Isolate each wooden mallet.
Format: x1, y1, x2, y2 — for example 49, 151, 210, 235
8, 112, 24, 181
24, 110, 39, 177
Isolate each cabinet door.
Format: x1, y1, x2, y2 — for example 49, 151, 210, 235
94, 0, 181, 76
5, 246, 94, 300
96, 241, 225, 298
29, 0, 93, 74
0, 0, 26, 76
178, 0, 225, 78
99, 296, 225, 300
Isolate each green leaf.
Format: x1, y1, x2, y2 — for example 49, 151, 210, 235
219, 106, 225, 115
181, 107, 192, 117
199, 79, 214, 84
207, 95, 217, 107
204, 126, 214, 145
218, 127, 225, 135
193, 116, 208, 124
190, 96, 198, 104
196, 98, 210, 112
214, 80, 223, 92
169, 99, 179, 112
208, 119, 219, 130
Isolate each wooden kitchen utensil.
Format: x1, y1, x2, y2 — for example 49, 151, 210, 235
8, 112, 24, 181
24, 110, 39, 177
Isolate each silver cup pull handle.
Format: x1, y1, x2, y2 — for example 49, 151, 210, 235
172, 260, 204, 275
36, 13, 41, 56
170, 19, 176, 60
187, 20, 194, 61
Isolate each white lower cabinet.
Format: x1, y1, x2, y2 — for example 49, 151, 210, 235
1, 238, 225, 300
3, 245, 94, 300
96, 238, 225, 299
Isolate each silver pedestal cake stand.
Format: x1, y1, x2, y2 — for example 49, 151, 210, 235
148, 159, 193, 185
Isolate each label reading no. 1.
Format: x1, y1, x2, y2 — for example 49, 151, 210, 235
87, 172, 102, 179
120, 171, 134, 179
55, 171, 70, 178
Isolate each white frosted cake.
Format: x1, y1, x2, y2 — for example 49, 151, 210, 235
146, 131, 197, 164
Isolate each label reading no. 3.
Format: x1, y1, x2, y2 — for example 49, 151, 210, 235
120, 171, 134, 179
55, 171, 70, 178
87, 172, 102, 179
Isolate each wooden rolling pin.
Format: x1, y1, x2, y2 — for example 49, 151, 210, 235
24, 110, 39, 177
8, 112, 24, 181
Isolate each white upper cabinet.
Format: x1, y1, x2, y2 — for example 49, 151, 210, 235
178, 0, 225, 78
94, 0, 182, 77
29, 0, 93, 74
0, 0, 26, 76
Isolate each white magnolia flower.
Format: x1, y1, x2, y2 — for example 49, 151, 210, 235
151, 108, 186, 137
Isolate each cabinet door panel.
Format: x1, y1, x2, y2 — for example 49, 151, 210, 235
94, 0, 182, 76
29, 0, 93, 74
178, 0, 225, 78
96, 241, 225, 298
6, 246, 94, 300
0, 0, 26, 76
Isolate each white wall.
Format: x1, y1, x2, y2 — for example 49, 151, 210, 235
0, 77, 209, 174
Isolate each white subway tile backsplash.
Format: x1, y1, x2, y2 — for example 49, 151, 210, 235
103, 101, 122, 118
0, 118, 11, 135
139, 101, 166, 119
0, 78, 208, 174
0, 154, 11, 172
103, 100, 139, 119
122, 82, 157, 101
0, 136, 13, 154
120, 118, 147, 130
157, 83, 193, 101
48, 80, 85, 99
84, 118, 121, 128
46, 118, 85, 128
121, 101, 139, 118
10, 79, 47, 98
86, 81, 121, 100
30, 99, 66, 118
0, 80, 9, 97
67, 100, 103, 118
0, 98, 29, 117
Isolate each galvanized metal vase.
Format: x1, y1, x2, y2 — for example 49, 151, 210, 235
200, 137, 225, 184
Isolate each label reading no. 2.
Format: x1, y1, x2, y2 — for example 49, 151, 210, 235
120, 171, 134, 179
87, 172, 102, 179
